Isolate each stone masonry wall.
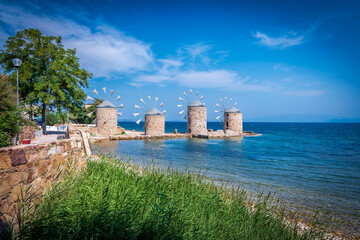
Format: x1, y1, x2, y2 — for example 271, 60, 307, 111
0, 138, 87, 232
96, 108, 117, 136
187, 106, 207, 135
19, 126, 37, 143
224, 112, 243, 133
144, 115, 165, 135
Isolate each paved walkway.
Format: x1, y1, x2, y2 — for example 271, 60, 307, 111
31, 131, 66, 144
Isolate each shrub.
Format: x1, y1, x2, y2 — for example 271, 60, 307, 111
0, 131, 12, 148
0, 74, 17, 147
46, 112, 61, 125
46, 111, 69, 125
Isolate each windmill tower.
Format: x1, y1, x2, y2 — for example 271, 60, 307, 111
178, 90, 207, 135
86, 88, 123, 136
133, 96, 166, 135
215, 97, 242, 134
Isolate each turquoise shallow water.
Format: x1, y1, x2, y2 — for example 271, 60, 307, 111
93, 122, 360, 234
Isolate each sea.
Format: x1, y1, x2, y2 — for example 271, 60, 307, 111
92, 122, 360, 236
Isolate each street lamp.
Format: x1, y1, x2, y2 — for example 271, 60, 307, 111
12, 58, 22, 145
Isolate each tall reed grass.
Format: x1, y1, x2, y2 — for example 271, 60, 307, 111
16, 156, 323, 239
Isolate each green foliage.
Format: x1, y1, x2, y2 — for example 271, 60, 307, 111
0, 28, 92, 132
69, 98, 101, 124
17, 157, 323, 239
0, 132, 12, 148
46, 111, 69, 125
69, 110, 93, 124
0, 74, 17, 147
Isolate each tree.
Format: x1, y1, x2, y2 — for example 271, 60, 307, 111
69, 98, 102, 124
0, 73, 17, 147
0, 28, 92, 134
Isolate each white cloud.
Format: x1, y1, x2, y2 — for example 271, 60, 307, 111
253, 31, 304, 49
183, 43, 212, 62
282, 90, 326, 97
133, 68, 278, 92
176, 70, 237, 88
0, 2, 325, 97
65, 27, 154, 78
0, 3, 154, 78
0, 28, 9, 45
176, 43, 227, 66
156, 59, 184, 74
273, 63, 295, 72
133, 74, 174, 84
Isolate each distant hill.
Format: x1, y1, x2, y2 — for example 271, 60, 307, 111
119, 115, 360, 123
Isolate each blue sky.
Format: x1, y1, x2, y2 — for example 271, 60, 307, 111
1, 0, 359, 121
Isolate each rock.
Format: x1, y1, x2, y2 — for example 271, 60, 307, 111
19, 126, 36, 143
0, 152, 12, 170
117, 127, 125, 134
11, 148, 27, 166
37, 161, 48, 176
9, 184, 22, 202
8, 172, 27, 186
47, 146, 56, 156
208, 129, 213, 132
224, 130, 239, 137
0, 182, 11, 197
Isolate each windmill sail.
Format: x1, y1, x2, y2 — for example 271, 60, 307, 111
133, 96, 166, 125
92, 89, 99, 96
88, 88, 123, 120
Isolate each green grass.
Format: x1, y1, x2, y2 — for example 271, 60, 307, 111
16, 156, 323, 240
114, 131, 126, 135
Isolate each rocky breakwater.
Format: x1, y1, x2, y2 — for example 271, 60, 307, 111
109, 130, 188, 141
193, 130, 261, 139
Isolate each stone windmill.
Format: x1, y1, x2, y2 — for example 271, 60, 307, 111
178, 90, 207, 135
86, 88, 124, 136
215, 97, 242, 134
133, 96, 166, 135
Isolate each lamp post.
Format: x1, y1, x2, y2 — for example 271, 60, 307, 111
12, 58, 22, 145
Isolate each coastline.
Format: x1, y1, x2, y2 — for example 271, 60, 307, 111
92, 156, 354, 239
90, 126, 360, 239
13, 155, 326, 239
86, 129, 261, 144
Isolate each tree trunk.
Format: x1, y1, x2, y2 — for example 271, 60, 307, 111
42, 103, 47, 135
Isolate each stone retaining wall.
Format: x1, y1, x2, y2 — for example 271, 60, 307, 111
68, 124, 96, 134
110, 133, 188, 141
0, 138, 88, 233
19, 126, 37, 143
68, 124, 125, 137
